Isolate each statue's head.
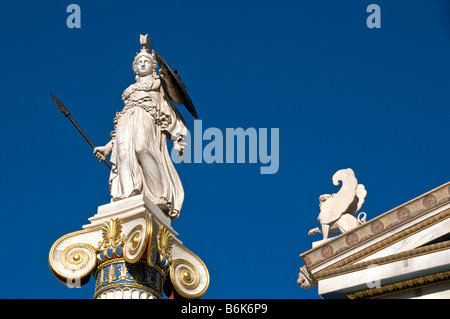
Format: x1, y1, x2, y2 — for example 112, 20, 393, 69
134, 54, 154, 77
132, 34, 158, 78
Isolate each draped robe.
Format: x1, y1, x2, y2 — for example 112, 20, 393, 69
108, 78, 186, 219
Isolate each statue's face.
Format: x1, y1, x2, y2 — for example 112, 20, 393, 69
136, 56, 152, 76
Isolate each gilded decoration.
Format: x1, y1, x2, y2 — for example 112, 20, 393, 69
147, 226, 159, 267
94, 258, 164, 299
173, 259, 199, 290
49, 228, 101, 286
347, 269, 450, 299
49, 199, 210, 299
167, 243, 210, 299
157, 225, 173, 267
123, 216, 150, 264
62, 244, 93, 271
97, 218, 126, 253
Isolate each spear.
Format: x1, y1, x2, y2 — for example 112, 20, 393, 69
50, 93, 112, 169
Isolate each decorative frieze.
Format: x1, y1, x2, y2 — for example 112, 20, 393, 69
94, 258, 165, 299
347, 269, 450, 299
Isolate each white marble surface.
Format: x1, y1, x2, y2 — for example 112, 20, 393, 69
318, 248, 450, 298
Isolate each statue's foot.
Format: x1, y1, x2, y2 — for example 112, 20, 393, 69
308, 227, 321, 236
130, 189, 141, 197
112, 196, 124, 202
169, 209, 180, 220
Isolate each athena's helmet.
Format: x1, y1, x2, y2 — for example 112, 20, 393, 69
132, 34, 158, 78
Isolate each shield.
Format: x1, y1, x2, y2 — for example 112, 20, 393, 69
154, 51, 198, 119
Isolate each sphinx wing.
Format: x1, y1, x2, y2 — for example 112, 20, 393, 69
318, 169, 358, 225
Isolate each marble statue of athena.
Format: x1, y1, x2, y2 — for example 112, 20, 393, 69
94, 35, 197, 221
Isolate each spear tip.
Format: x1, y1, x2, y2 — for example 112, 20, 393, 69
50, 92, 70, 116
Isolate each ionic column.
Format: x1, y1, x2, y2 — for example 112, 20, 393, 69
49, 194, 209, 299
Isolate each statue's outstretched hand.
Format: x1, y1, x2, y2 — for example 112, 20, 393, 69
93, 143, 112, 162
93, 147, 106, 162
159, 66, 169, 80
159, 66, 176, 86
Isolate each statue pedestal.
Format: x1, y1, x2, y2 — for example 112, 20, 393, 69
83, 194, 174, 233
49, 195, 209, 299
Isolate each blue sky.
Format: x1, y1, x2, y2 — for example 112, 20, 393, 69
0, 0, 448, 299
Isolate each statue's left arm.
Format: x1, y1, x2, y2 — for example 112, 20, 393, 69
156, 76, 187, 158
159, 66, 185, 105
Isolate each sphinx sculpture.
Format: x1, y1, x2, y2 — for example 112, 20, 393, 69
308, 168, 367, 241
94, 35, 198, 221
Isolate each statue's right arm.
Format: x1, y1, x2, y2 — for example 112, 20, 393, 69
93, 140, 113, 162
